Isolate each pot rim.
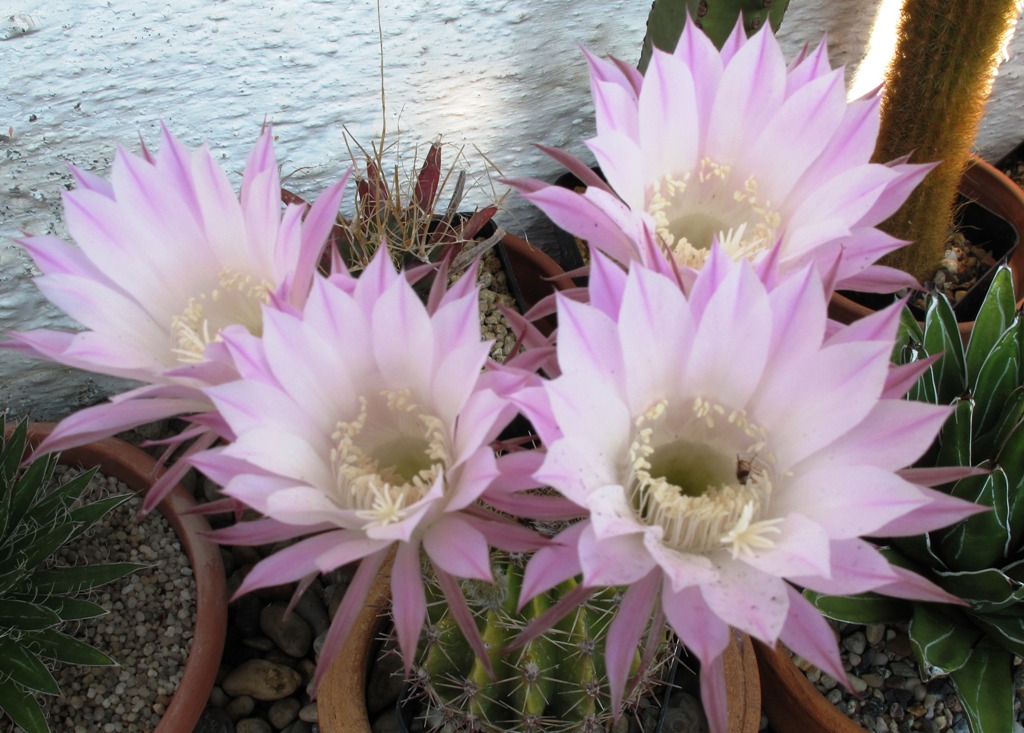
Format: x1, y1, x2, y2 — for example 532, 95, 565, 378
8, 422, 228, 733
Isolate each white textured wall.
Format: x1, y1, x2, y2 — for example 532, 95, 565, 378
2, 0, 1023, 420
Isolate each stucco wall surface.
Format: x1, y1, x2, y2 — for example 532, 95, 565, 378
2, 0, 1023, 420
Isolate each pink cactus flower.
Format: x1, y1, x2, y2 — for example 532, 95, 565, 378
512, 247, 984, 733
191, 249, 537, 689
512, 22, 931, 293
4, 127, 346, 510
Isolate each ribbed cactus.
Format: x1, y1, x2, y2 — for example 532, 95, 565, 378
639, 0, 790, 69
411, 554, 673, 733
809, 266, 1024, 733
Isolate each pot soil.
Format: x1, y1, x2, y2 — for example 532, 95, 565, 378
10, 424, 228, 733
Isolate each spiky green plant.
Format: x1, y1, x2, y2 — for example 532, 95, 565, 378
410, 554, 674, 733
282, 137, 500, 277
808, 266, 1024, 733
638, 0, 791, 68
0, 418, 143, 733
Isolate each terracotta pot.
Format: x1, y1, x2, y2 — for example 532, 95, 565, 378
316, 558, 762, 733
829, 156, 1024, 343
14, 423, 228, 733
753, 639, 865, 733
496, 232, 574, 336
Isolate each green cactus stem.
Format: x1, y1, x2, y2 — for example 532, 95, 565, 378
412, 555, 673, 733
639, 0, 790, 69
873, 0, 1020, 285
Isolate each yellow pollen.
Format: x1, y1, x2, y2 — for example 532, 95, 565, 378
329, 390, 449, 529
170, 269, 272, 364
627, 397, 780, 559
647, 158, 781, 269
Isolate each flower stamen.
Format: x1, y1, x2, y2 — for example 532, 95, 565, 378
627, 397, 780, 559
329, 390, 449, 529
170, 269, 272, 363
647, 159, 781, 269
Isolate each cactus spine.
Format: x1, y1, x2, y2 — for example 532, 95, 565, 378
639, 0, 791, 70
412, 555, 672, 733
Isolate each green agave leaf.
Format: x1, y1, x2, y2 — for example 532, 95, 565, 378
0, 564, 28, 597
12, 523, 77, 576
933, 567, 1024, 613
935, 397, 973, 467
973, 387, 1024, 460
23, 628, 115, 666
971, 610, 1024, 659
803, 590, 910, 624
28, 467, 98, 522
996, 418, 1024, 494
894, 305, 924, 363
971, 324, 1022, 439
32, 595, 107, 622
1, 419, 28, 484
23, 562, 145, 595
908, 603, 981, 678
7, 454, 58, 538
0, 638, 59, 696
948, 639, 1015, 733
0, 600, 61, 631
965, 265, 1016, 385
937, 472, 1007, 570
0, 678, 48, 733
891, 532, 946, 569
923, 293, 967, 405
65, 493, 133, 543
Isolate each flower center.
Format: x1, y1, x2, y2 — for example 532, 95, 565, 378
647, 158, 781, 268
627, 397, 782, 559
330, 389, 449, 529
170, 269, 273, 364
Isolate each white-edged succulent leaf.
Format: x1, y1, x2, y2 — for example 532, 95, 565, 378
948, 640, 1015, 733
966, 266, 1017, 382
0, 418, 142, 733
908, 603, 981, 678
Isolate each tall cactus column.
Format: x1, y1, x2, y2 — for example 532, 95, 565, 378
639, 0, 791, 69
873, 0, 1021, 284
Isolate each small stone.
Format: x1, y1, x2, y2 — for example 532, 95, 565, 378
890, 661, 917, 678
284, 722, 313, 733
866, 623, 885, 645
192, 706, 234, 733
660, 693, 708, 733
372, 714, 403, 733
849, 675, 869, 694
222, 659, 303, 701
226, 694, 255, 720
236, 719, 273, 733
886, 633, 913, 658
242, 636, 276, 653
293, 591, 330, 637
233, 594, 264, 638
367, 649, 405, 717
268, 697, 302, 729
847, 653, 862, 668
843, 631, 867, 656
861, 673, 885, 689
261, 603, 314, 658
298, 703, 318, 722
208, 686, 230, 708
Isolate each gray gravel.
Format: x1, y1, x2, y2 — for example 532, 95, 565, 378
0, 467, 196, 733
